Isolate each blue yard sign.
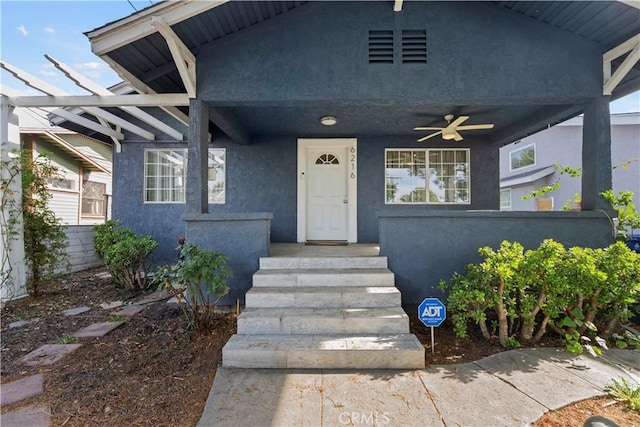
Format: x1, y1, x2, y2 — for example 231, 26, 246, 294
418, 298, 446, 327
418, 298, 446, 353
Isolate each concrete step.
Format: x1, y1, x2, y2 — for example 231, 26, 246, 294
222, 334, 425, 369
252, 268, 395, 287
260, 256, 388, 270
236, 307, 409, 335
245, 286, 401, 309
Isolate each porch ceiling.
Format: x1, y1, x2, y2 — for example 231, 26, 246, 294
84, 0, 639, 146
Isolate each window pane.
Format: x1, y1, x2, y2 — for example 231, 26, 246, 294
81, 181, 106, 216
427, 149, 470, 204
385, 150, 427, 203
510, 144, 535, 170
207, 149, 225, 204
144, 149, 186, 203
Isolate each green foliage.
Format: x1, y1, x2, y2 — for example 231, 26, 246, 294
606, 377, 640, 413
441, 239, 640, 349
600, 189, 640, 240
521, 163, 581, 201
56, 333, 79, 344
108, 314, 127, 322
612, 331, 640, 350
93, 220, 158, 291
1, 149, 74, 297
154, 243, 231, 333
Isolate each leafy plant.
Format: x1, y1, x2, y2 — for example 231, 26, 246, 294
57, 333, 79, 344
600, 189, 640, 240
521, 163, 582, 201
612, 331, 640, 350
93, 220, 158, 291
0, 149, 22, 297
606, 377, 640, 413
154, 243, 231, 333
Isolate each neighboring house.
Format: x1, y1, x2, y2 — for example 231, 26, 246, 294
500, 112, 640, 213
4, 1, 637, 306
18, 108, 112, 225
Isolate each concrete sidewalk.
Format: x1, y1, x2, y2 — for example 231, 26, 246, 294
197, 348, 639, 427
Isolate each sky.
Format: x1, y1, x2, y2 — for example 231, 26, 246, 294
0, 0, 639, 113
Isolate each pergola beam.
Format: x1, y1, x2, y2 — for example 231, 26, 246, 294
603, 33, 640, 95
394, 0, 404, 12
7, 94, 190, 108
45, 55, 185, 140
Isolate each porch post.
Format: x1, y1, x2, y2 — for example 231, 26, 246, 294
581, 96, 613, 211
186, 98, 209, 214
1, 95, 27, 304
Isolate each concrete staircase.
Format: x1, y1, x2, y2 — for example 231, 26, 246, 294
222, 254, 425, 369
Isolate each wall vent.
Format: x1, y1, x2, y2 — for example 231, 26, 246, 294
368, 30, 394, 64
402, 30, 427, 63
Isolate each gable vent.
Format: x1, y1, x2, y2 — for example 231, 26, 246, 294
369, 30, 394, 64
402, 30, 427, 63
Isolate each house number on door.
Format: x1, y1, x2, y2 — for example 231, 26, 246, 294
350, 147, 356, 179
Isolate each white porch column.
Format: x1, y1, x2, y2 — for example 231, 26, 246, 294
581, 96, 614, 212
1, 96, 27, 304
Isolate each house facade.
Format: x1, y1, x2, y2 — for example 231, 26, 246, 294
71, 1, 640, 306
500, 112, 640, 213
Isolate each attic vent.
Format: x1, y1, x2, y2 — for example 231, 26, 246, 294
402, 30, 427, 63
369, 30, 394, 64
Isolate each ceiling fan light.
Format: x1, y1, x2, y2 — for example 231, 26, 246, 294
442, 131, 456, 140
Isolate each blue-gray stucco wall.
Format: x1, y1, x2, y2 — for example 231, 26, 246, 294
112, 135, 498, 261
198, 1, 602, 104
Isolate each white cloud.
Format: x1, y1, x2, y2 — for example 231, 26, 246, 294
17, 25, 28, 37
44, 27, 55, 34
73, 61, 109, 79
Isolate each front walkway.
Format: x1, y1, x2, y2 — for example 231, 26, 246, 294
198, 347, 640, 426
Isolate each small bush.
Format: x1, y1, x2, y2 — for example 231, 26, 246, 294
93, 220, 158, 291
154, 243, 231, 333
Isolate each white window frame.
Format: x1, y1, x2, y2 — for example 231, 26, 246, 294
207, 148, 226, 204
384, 148, 470, 205
500, 188, 512, 211
143, 148, 226, 204
81, 180, 107, 218
509, 143, 536, 171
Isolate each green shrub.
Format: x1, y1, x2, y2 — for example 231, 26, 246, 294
441, 239, 640, 350
93, 220, 158, 291
154, 243, 231, 333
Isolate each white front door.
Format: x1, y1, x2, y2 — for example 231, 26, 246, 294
307, 148, 348, 241
297, 139, 357, 243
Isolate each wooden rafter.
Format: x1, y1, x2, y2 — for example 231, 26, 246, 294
394, 0, 404, 12
7, 94, 189, 108
603, 33, 640, 96
152, 17, 196, 98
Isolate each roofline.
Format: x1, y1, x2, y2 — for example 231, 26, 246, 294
87, 0, 228, 56
557, 111, 640, 127
40, 130, 111, 175
500, 165, 556, 188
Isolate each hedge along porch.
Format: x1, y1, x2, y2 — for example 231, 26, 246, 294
80, 1, 639, 306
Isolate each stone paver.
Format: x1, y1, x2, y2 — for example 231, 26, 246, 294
63, 306, 90, 316
9, 317, 40, 329
0, 374, 44, 407
134, 290, 171, 305
112, 304, 146, 317
1, 405, 51, 427
72, 321, 126, 338
20, 344, 82, 367
100, 301, 122, 310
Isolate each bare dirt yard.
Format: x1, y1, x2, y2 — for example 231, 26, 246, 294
1, 267, 638, 426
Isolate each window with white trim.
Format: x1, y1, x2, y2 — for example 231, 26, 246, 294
500, 189, 512, 211
510, 143, 535, 171
82, 181, 106, 217
385, 148, 470, 204
144, 148, 226, 204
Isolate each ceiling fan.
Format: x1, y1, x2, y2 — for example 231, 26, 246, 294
414, 114, 494, 142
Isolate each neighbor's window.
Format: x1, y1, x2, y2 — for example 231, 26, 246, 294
144, 148, 226, 204
385, 148, 470, 204
46, 177, 75, 190
510, 143, 535, 171
82, 181, 106, 217
500, 189, 512, 211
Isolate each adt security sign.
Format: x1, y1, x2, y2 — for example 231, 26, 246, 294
418, 298, 446, 327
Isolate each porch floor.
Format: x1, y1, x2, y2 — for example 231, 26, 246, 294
269, 243, 379, 257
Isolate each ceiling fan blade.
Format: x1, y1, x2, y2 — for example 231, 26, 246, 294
453, 131, 463, 142
456, 124, 495, 130
417, 131, 442, 142
449, 115, 469, 128
414, 127, 445, 131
